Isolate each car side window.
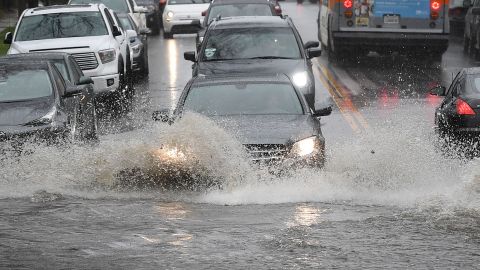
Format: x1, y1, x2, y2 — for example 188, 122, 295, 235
68, 57, 82, 84
51, 65, 66, 97
104, 9, 116, 33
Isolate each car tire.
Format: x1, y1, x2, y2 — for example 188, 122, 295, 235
142, 50, 149, 76
163, 31, 173, 39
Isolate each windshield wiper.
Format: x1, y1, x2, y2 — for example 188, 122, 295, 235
248, 56, 297, 59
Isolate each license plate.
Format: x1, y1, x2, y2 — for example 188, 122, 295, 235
355, 17, 369, 27
384, 15, 400, 24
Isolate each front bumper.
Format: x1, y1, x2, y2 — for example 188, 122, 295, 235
0, 123, 68, 144
163, 19, 202, 34
87, 73, 120, 95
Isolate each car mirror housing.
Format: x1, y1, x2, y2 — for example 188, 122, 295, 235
307, 48, 322, 59
78, 76, 94, 86
4, 32, 12, 44
64, 85, 84, 98
429, 85, 447, 96
152, 109, 173, 123
184, 51, 196, 62
304, 41, 320, 49
126, 29, 137, 39
134, 6, 148, 13
313, 106, 332, 117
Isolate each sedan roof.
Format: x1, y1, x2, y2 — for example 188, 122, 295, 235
209, 16, 290, 29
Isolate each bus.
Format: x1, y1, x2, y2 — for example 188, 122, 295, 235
317, 0, 450, 61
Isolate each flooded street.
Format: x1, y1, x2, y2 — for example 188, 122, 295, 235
2, 1, 480, 269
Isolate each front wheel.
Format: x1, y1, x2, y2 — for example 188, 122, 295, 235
163, 31, 173, 39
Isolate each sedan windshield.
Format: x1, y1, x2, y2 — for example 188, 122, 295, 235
202, 27, 301, 61
168, 0, 209, 4
183, 82, 303, 116
0, 69, 53, 102
69, 0, 130, 13
206, 4, 273, 23
15, 12, 108, 41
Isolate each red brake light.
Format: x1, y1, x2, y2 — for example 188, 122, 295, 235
344, 0, 353, 9
431, 1, 440, 11
456, 99, 476, 115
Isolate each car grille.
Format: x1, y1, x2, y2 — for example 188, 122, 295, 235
244, 144, 289, 163
72, 52, 99, 70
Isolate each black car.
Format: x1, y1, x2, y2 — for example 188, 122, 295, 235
196, 0, 282, 49
135, 0, 162, 34
431, 67, 480, 141
154, 74, 332, 168
463, 0, 480, 57
117, 13, 150, 76
184, 16, 322, 109
0, 57, 98, 143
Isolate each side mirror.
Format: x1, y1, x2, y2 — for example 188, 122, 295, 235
78, 76, 94, 85
201, 10, 207, 16
126, 29, 137, 39
307, 48, 322, 59
4, 32, 12, 44
313, 106, 332, 117
274, 6, 282, 16
112, 26, 122, 37
134, 6, 148, 13
64, 85, 84, 98
139, 28, 151, 35
472, 7, 480, 15
429, 85, 447, 96
152, 109, 172, 123
184, 51, 196, 62
304, 40, 319, 49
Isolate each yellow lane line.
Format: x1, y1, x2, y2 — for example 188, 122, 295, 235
313, 66, 361, 133
314, 59, 370, 130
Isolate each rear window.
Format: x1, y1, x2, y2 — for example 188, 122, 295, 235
0, 68, 53, 102
183, 82, 303, 116
207, 4, 273, 23
16, 12, 108, 41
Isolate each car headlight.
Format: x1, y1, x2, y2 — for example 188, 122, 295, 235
25, 107, 57, 127
290, 136, 320, 157
292, 71, 309, 88
150, 145, 187, 162
98, 49, 116, 64
166, 11, 174, 21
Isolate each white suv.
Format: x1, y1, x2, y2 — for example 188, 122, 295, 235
5, 4, 132, 96
69, 0, 148, 29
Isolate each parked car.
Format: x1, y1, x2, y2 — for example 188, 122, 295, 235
117, 13, 150, 76
0, 57, 98, 143
184, 16, 322, 109
196, 0, 282, 49
430, 67, 480, 143
450, 0, 469, 30
135, 0, 162, 34
69, 0, 149, 30
153, 74, 332, 168
5, 4, 133, 100
162, 0, 210, 39
464, 0, 480, 57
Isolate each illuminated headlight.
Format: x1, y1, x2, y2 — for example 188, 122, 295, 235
98, 49, 116, 64
290, 136, 320, 157
150, 145, 187, 162
25, 107, 57, 127
292, 71, 308, 88
131, 44, 141, 54
166, 11, 174, 21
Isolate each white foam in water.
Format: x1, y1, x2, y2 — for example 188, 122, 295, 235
0, 109, 479, 212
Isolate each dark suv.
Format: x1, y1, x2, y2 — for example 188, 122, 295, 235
464, 0, 480, 58
184, 16, 321, 109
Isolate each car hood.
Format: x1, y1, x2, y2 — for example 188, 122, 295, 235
197, 59, 306, 77
208, 114, 316, 145
0, 99, 53, 126
9, 35, 114, 54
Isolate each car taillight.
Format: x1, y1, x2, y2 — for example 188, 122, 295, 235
344, 0, 353, 9
344, 10, 353, 18
274, 5, 282, 16
431, 0, 441, 11
456, 99, 476, 115
430, 0, 441, 20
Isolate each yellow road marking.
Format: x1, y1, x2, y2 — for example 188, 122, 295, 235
313, 59, 370, 131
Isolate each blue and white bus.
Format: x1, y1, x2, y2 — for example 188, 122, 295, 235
317, 0, 450, 60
